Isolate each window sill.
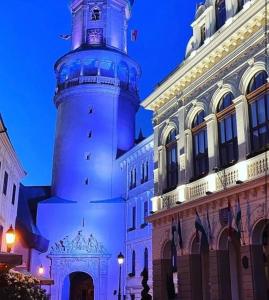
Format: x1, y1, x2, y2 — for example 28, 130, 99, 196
127, 227, 136, 232
140, 223, 148, 229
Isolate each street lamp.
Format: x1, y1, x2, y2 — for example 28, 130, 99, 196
38, 264, 44, 275
5, 225, 15, 253
117, 252, 124, 300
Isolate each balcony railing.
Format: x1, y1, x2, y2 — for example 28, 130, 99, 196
157, 151, 269, 211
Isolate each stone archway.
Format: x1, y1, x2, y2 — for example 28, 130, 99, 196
252, 219, 269, 300
49, 229, 111, 300
218, 228, 241, 300
190, 233, 209, 300
69, 272, 94, 300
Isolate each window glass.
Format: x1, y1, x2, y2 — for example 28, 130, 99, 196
12, 184, 16, 205
99, 61, 114, 77
166, 129, 178, 191
83, 60, 98, 76
192, 113, 209, 179
216, 0, 226, 30
2, 172, 8, 195
217, 92, 234, 112
247, 71, 267, 93
144, 248, 149, 270
257, 98, 266, 124
132, 251, 136, 275
91, 7, 101, 21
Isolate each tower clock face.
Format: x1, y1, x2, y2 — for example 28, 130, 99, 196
87, 28, 103, 45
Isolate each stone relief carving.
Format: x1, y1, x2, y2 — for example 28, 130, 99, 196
50, 230, 109, 256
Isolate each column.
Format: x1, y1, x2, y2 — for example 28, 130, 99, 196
233, 95, 249, 160
208, 250, 221, 300
205, 114, 218, 172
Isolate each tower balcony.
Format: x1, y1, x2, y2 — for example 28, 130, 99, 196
56, 74, 139, 95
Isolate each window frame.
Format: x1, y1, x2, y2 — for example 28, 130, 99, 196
11, 184, 16, 205
215, 0, 227, 30
247, 79, 269, 155
165, 129, 178, 192
216, 92, 239, 168
191, 112, 209, 180
2, 171, 8, 195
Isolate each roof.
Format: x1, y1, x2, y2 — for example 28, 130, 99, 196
16, 185, 51, 253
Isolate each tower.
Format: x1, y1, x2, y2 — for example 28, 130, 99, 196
52, 0, 140, 202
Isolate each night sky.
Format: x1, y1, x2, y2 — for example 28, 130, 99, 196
0, 0, 197, 185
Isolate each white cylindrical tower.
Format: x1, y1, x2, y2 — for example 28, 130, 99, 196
51, 0, 140, 202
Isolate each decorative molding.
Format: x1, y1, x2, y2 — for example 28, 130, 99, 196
50, 230, 109, 256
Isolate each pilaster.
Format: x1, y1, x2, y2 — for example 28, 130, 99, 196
233, 95, 249, 160
205, 114, 218, 172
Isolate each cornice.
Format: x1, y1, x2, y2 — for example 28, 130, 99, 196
142, 0, 267, 112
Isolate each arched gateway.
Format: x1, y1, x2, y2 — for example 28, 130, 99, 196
48, 230, 111, 300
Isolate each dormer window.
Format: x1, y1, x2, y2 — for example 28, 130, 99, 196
91, 7, 101, 21
216, 0, 226, 30
200, 24, 206, 46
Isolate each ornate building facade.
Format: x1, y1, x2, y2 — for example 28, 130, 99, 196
0, 115, 25, 252
142, 0, 269, 299
18, 0, 154, 299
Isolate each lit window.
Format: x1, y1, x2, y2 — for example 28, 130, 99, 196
166, 129, 178, 191
247, 71, 269, 153
216, 0, 226, 30
2, 172, 8, 195
217, 92, 238, 168
91, 7, 101, 21
192, 111, 209, 179
11, 184, 16, 205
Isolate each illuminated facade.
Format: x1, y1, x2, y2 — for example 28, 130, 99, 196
0, 115, 25, 252
23, 0, 154, 299
142, 0, 269, 299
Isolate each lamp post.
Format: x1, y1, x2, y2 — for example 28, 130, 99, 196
117, 252, 124, 300
5, 225, 15, 253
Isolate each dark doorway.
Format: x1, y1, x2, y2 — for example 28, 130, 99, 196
69, 272, 94, 300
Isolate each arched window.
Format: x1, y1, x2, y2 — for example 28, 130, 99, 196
91, 7, 101, 21
217, 92, 238, 168
83, 60, 98, 76
132, 250, 136, 275
117, 62, 129, 90
216, 0, 226, 30
192, 111, 209, 179
166, 129, 178, 191
144, 248, 149, 271
247, 71, 269, 153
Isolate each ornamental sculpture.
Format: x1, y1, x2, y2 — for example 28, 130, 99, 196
50, 230, 109, 256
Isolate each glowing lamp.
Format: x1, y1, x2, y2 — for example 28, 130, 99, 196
5, 225, 15, 253
151, 196, 158, 213
177, 185, 186, 202
117, 252, 124, 265
38, 265, 45, 275
207, 173, 217, 193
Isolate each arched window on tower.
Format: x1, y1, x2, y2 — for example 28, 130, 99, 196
247, 70, 269, 153
117, 62, 129, 90
144, 248, 149, 271
217, 92, 238, 168
91, 7, 101, 21
215, 0, 226, 30
192, 111, 209, 180
165, 129, 178, 191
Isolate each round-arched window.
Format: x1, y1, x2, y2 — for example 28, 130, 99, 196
217, 92, 238, 168
247, 71, 269, 153
215, 0, 226, 30
166, 129, 178, 191
192, 111, 209, 179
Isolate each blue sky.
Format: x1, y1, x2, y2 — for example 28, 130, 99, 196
0, 0, 197, 185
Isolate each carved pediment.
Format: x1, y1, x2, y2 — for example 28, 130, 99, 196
50, 230, 109, 256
